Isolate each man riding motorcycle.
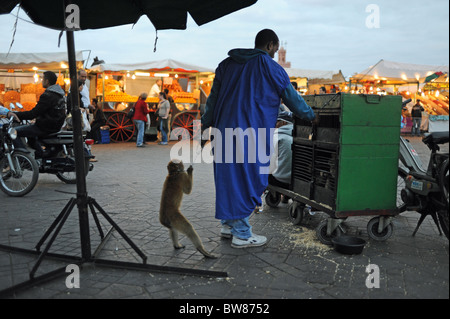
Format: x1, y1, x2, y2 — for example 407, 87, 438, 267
13, 71, 66, 158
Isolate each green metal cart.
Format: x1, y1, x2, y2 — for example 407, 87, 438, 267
266, 93, 403, 244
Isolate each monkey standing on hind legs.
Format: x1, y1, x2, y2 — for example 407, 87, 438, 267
159, 160, 218, 259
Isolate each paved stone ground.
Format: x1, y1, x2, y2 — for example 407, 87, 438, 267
0, 136, 448, 300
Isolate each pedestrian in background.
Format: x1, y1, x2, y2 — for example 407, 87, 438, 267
411, 99, 424, 136
149, 79, 162, 97
157, 92, 170, 145
87, 98, 106, 144
133, 93, 150, 147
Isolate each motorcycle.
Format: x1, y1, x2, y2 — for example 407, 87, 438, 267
0, 117, 39, 197
37, 129, 94, 184
0, 116, 94, 196
398, 131, 449, 240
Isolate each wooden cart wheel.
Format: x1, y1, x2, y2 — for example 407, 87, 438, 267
171, 112, 196, 140
106, 112, 135, 143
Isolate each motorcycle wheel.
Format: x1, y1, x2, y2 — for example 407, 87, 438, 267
397, 165, 408, 213
438, 159, 449, 208
0, 151, 39, 197
55, 151, 90, 184
437, 210, 449, 240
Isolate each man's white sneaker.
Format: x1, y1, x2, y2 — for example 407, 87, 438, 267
221, 225, 232, 239
231, 234, 267, 248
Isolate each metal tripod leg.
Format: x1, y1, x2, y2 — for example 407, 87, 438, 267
88, 199, 105, 240
30, 198, 77, 279
35, 198, 77, 252
90, 198, 147, 264
412, 213, 426, 236
413, 212, 443, 236
430, 211, 443, 236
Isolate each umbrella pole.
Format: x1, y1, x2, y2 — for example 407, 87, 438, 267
66, 29, 92, 261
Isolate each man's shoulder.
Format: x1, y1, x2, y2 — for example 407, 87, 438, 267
263, 55, 287, 73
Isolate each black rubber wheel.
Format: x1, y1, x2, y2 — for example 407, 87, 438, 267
289, 202, 304, 225
316, 219, 343, 246
0, 151, 39, 197
437, 210, 449, 240
367, 217, 394, 241
265, 191, 281, 208
397, 166, 408, 212
55, 150, 90, 184
438, 159, 449, 209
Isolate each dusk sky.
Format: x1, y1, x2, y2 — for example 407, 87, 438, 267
1, 0, 448, 78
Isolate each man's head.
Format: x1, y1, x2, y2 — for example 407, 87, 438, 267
255, 29, 280, 58
43, 71, 57, 88
77, 69, 87, 83
156, 79, 162, 86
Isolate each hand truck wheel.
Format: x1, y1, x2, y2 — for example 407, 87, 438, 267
289, 202, 304, 226
316, 219, 343, 246
367, 216, 394, 241
265, 190, 281, 208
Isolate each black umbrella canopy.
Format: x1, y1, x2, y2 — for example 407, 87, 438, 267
0, 0, 257, 31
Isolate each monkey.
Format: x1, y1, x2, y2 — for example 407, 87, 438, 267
159, 160, 218, 259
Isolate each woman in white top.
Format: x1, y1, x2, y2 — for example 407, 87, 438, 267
157, 92, 170, 145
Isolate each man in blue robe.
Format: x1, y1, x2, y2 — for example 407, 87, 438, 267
202, 29, 316, 248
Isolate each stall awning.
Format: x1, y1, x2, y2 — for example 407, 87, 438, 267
89, 59, 213, 74
284, 68, 346, 83
0, 51, 85, 71
352, 59, 449, 84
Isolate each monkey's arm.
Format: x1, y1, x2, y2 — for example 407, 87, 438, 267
183, 166, 193, 194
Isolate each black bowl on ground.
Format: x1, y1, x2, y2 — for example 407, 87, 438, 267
331, 236, 366, 255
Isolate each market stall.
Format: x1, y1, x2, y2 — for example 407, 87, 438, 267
351, 60, 449, 133
284, 68, 346, 94
88, 59, 213, 142
0, 51, 84, 112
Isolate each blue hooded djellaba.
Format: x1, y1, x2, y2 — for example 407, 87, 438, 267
202, 48, 315, 221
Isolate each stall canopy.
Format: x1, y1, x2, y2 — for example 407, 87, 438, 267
0, 51, 84, 71
284, 68, 345, 83
0, 51, 85, 91
352, 59, 449, 85
89, 59, 213, 74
